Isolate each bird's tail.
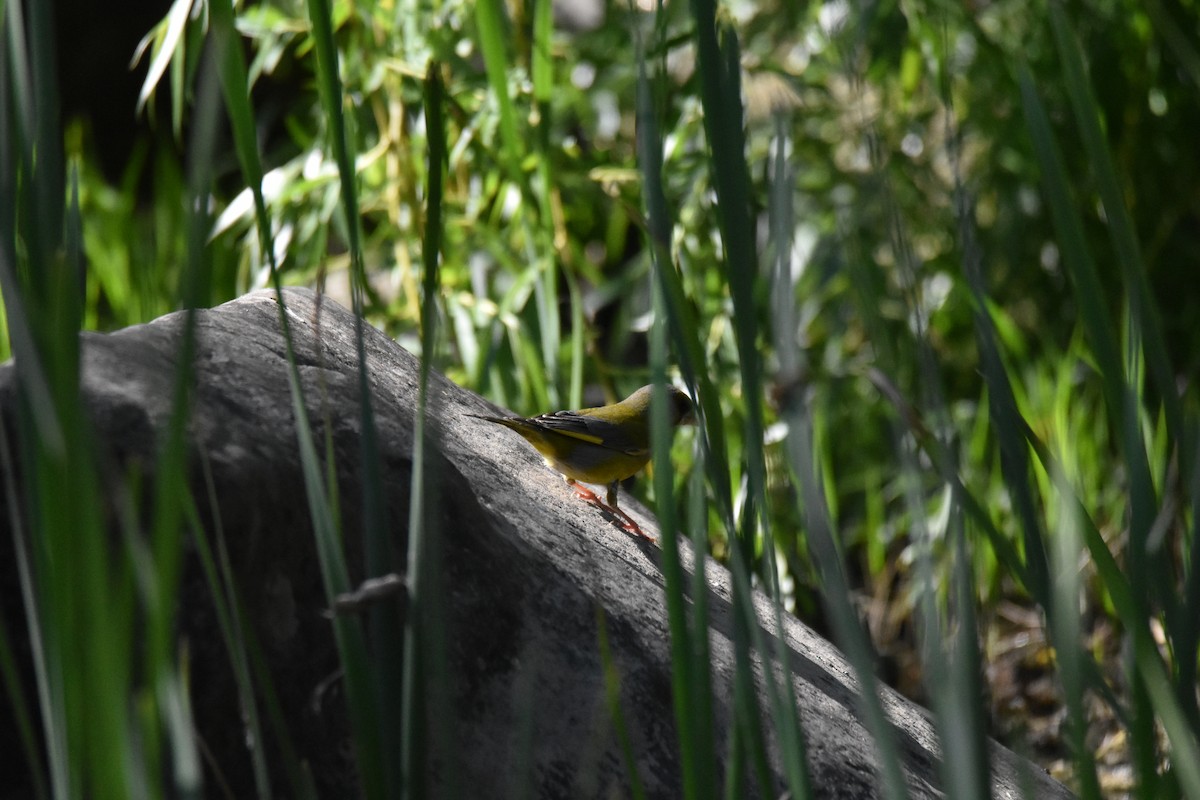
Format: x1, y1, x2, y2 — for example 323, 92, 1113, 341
466, 413, 525, 429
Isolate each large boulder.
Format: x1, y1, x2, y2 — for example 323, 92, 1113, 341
0, 288, 1073, 799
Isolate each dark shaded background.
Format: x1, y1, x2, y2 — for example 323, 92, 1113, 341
55, 0, 172, 181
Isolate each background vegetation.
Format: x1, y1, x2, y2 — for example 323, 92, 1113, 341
3, 0, 1200, 796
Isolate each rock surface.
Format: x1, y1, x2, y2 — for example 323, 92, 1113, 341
0, 288, 1074, 799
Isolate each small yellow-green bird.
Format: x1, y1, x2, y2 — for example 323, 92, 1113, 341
471, 384, 695, 541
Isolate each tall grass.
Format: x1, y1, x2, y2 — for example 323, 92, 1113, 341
1, 0, 206, 795
6, 0, 1200, 797
400, 58, 452, 800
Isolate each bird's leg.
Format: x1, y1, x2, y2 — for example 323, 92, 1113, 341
566, 479, 655, 542
608, 505, 653, 541
567, 478, 603, 504
602, 483, 655, 542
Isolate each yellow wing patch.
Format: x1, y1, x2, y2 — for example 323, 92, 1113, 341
546, 427, 605, 446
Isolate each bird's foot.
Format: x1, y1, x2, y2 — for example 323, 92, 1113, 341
600, 502, 656, 543
570, 481, 603, 504
568, 480, 656, 543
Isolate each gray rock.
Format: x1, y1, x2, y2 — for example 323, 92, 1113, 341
0, 288, 1074, 799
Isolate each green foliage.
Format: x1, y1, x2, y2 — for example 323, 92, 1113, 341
2, 1, 206, 796
6, 0, 1200, 795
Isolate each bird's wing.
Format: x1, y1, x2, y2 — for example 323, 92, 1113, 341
530, 411, 647, 456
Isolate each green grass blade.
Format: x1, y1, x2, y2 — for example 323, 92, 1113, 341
727, 622, 774, 794
686, 5, 763, 559
1048, 2, 1183, 469
303, 0, 404, 790
0, 425, 51, 800
139, 44, 227, 800
0, 620, 45, 799
566, 276, 584, 410
134, 0, 194, 118
1180, 431, 1200, 726
637, 21, 795, 795
949, 126, 1052, 613
1, 5, 143, 797
909, 477, 989, 799
676, 23, 823, 789
1018, 65, 1157, 570
529, 0, 562, 405
1141, 0, 1200, 91
531, 0, 552, 107
722, 718, 744, 800
208, 0, 269, 240
14, 0, 64, 299
0, 0, 63, 453
185, 467, 273, 798
949, 524, 991, 800
300, 0, 390, 572
636, 45, 733, 543
474, 0, 560, 405
401, 59, 452, 800
207, 1, 387, 792
781, 391, 912, 800
650, 293, 713, 800
686, 455, 714, 756
269, 291, 386, 799
1047, 470, 1103, 799
1135, 633, 1200, 798
763, 113, 814, 800
1047, 15, 1196, 737
474, 0, 522, 184
595, 609, 649, 800
300, 0, 392, 592
639, 38, 714, 799
876, 360, 1135, 733
1020, 65, 1165, 795
1049, 25, 1172, 435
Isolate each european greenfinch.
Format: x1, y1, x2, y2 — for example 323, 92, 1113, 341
471, 384, 694, 541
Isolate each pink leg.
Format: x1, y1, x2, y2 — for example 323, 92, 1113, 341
569, 479, 602, 504
605, 503, 655, 542
566, 480, 656, 543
